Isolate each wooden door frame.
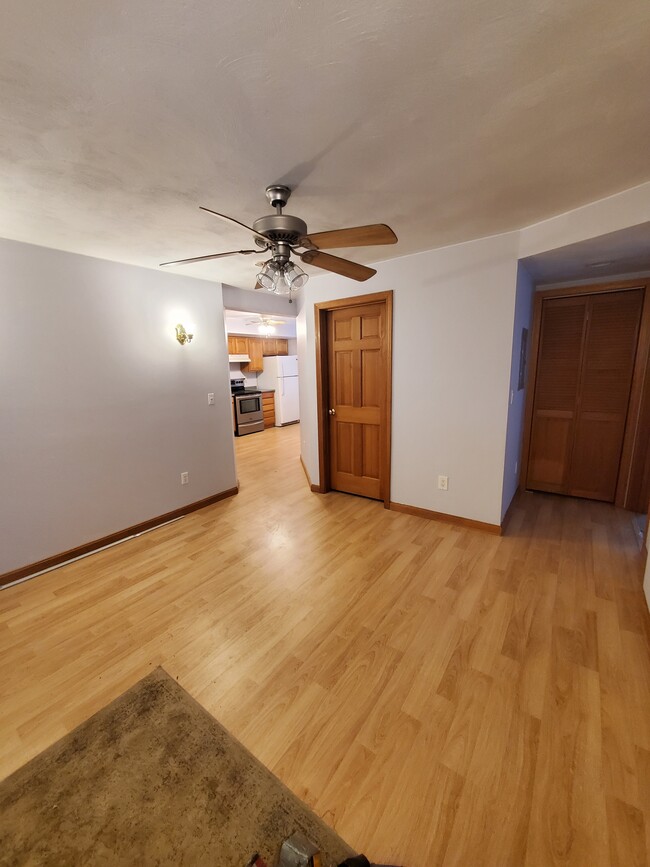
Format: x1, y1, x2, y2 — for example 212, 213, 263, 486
519, 277, 650, 508
314, 290, 393, 508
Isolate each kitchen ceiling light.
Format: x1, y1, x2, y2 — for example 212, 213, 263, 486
258, 323, 276, 336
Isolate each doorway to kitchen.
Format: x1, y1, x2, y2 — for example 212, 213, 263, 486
314, 291, 393, 506
224, 308, 301, 485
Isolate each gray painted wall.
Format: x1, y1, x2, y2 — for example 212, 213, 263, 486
0, 238, 236, 574
221, 284, 297, 317
501, 263, 535, 518
297, 231, 520, 526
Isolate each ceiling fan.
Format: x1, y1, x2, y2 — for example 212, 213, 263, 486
160, 185, 398, 301
245, 315, 285, 336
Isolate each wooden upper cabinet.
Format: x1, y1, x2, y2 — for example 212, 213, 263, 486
228, 335, 249, 355
227, 334, 263, 370
262, 338, 289, 356
227, 334, 289, 370
242, 338, 264, 372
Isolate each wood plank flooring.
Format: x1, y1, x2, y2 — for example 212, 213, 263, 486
1, 424, 649, 865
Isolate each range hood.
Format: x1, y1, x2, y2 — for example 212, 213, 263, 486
229, 353, 251, 363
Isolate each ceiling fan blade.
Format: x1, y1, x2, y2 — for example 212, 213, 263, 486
246, 318, 285, 326
299, 250, 376, 281
300, 223, 397, 250
254, 280, 263, 290
160, 250, 258, 267
199, 206, 268, 243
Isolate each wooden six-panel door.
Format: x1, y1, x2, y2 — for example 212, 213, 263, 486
327, 302, 388, 500
527, 288, 643, 501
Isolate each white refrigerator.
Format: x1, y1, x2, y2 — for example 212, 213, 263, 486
257, 355, 300, 426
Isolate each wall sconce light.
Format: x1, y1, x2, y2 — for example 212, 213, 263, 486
175, 323, 195, 345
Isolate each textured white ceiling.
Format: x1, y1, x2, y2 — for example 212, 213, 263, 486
1, 0, 649, 289
522, 221, 650, 284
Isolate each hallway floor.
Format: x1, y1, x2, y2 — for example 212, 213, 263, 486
1, 424, 649, 865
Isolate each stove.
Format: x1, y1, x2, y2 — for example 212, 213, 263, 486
230, 377, 261, 396
230, 378, 264, 435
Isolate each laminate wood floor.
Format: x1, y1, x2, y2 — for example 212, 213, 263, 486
1, 424, 649, 865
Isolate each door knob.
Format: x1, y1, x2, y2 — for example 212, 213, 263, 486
328, 408, 336, 416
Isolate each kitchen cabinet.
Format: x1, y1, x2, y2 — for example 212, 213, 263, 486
242, 338, 263, 373
228, 334, 288, 369
261, 391, 275, 428
228, 335, 249, 355
262, 338, 289, 356
227, 334, 262, 371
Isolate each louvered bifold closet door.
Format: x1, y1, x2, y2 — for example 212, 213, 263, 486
527, 296, 588, 493
527, 288, 644, 501
568, 289, 643, 501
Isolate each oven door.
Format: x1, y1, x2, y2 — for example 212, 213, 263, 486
234, 393, 264, 435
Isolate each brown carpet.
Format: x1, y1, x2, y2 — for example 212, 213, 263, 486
0, 668, 356, 867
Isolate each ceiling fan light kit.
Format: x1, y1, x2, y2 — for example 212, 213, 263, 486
161, 184, 398, 302
284, 262, 308, 291
257, 261, 281, 291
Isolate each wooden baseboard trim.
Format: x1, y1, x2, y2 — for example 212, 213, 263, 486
389, 501, 502, 535
0, 486, 239, 588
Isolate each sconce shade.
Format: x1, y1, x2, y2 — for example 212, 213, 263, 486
175, 323, 194, 345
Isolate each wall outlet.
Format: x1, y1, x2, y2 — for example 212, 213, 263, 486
180, 472, 189, 485
207, 393, 215, 405
438, 475, 448, 491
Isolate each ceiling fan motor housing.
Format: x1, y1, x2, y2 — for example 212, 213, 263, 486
252, 213, 308, 249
